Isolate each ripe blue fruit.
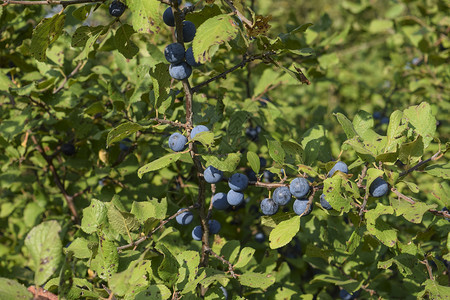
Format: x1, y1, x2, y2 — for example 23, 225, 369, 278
169, 62, 192, 80
273, 186, 292, 205
208, 219, 221, 234
289, 178, 310, 198
228, 173, 249, 192
227, 190, 244, 206
381, 117, 389, 124
263, 170, 275, 183
176, 208, 193, 225
109, 0, 126, 17
369, 177, 389, 197
119, 138, 132, 151
246, 169, 258, 181
260, 198, 279, 216
185, 47, 202, 67
164, 43, 185, 64
192, 225, 202, 241
328, 161, 348, 177
61, 143, 76, 156
245, 126, 261, 141
168, 132, 187, 152
191, 125, 209, 139
212, 193, 229, 210
293, 199, 312, 216
255, 232, 265, 243
163, 7, 175, 26
203, 166, 223, 183
320, 194, 332, 210
182, 21, 196, 42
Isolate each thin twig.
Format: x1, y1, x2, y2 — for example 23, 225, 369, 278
117, 204, 198, 251
391, 187, 415, 204
205, 247, 238, 278
399, 149, 443, 177
53, 61, 86, 94
28, 131, 79, 223
149, 118, 187, 128
223, 0, 252, 27
357, 164, 368, 188
191, 52, 276, 93
1, 0, 104, 5
420, 259, 434, 280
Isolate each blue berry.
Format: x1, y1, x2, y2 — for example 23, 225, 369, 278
289, 178, 310, 198
169, 62, 192, 80
208, 219, 221, 234
273, 186, 292, 205
192, 225, 202, 241
228, 173, 249, 192
260, 198, 279, 216
163, 7, 175, 26
320, 194, 332, 210
119, 138, 132, 151
164, 43, 185, 64
181, 21, 196, 42
373, 111, 382, 119
191, 125, 209, 139
255, 232, 265, 243
369, 177, 389, 197
381, 117, 389, 124
246, 169, 258, 181
339, 289, 358, 300
61, 143, 76, 156
263, 170, 275, 183
109, 0, 126, 17
185, 46, 202, 67
204, 166, 223, 183
168, 132, 187, 152
328, 161, 348, 177
176, 208, 193, 225
227, 190, 244, 206
212, 193, 229, 210
293, 199, 312, 216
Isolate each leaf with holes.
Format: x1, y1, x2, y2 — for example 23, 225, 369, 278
31, 14, 66, 61
193, 14, 239, 63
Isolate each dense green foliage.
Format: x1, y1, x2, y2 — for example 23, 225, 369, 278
0, 0, 449, 299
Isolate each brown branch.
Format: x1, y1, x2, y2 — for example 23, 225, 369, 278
357, 164, 368, 188
359, 192, 369, 217
205, 247, 237, 278
191, 52, 276, 93
1, 0, 105, 6
420, 259, 435, 281
28, 131, 79, 223
391, 187, 415, 204
223, 0, 252, 27
399, 149, 443, 177
149, 118, 187, 128
117, 204, 198, 251
53, 61, 86, 94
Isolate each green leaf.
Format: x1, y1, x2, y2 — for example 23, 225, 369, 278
424, 163, 450, 179
65, 238, 92, 259
311, 274, 362, 293
0, 278, 33, 300
391, 198, 436, 223
98, 235, 119, 280
365, 168, 384, 195
176, 251, 200, 288
318, 52, 339, 68
107, 204, 140, 241
220, 240, 241, 265
81, 199, 108, 234
156, 243, 180, 286
71, 25, 104, 47
323, 176, 353, 213
109, 253, 152, 297
282, 140, 304, 165
267, 138, 285, 165
365, 203, 397, 247
403, 102, 436, 148
127, 0, 161, 34
419, 279, 450, 299
301, 125, 330, 164
31, 13, 65, 61
191, 131, 215, 148
247, 151, 260, 175
115, 24, 139, 59
193, 14, 239, 64
385, 110, 407, 152
346, 227, 364, 254
138, 153, 182, 178
135, 285, 171, 300
107, 122, 143, 147
25, 220, 63, 285
130, 198, 167, 223
269, 216, 300, 249
239, 272, 276, 289
398, 136, 424, 165
203, 153, 241, 172
234, 247, 256, 269
149, 63, 171, 112
369, 19, 393, 33
334, 113, 357, 139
